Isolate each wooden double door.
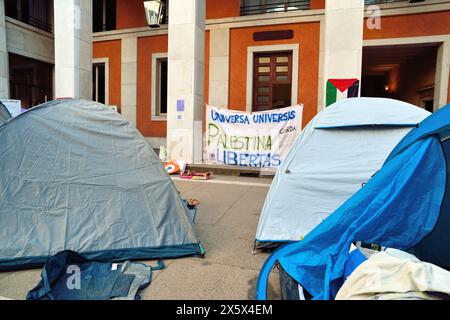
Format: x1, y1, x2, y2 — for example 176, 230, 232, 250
253, 51, 293, 112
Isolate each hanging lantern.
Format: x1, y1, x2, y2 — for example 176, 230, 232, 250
144, 1, 165, 28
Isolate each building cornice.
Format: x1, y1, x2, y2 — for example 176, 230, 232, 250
5, 17, 54, 64
364, 0, 450, 18
363, 34, 450, 46
93, 9, 325, 42
5, 17, 53, 39
93, 1, 450, 43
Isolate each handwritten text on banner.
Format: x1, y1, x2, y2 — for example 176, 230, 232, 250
204, 104, 303, 168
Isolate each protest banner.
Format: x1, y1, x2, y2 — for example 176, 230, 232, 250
204, 105, 303, 168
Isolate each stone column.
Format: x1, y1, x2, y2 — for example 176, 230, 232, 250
318, 0, 364, 110
209, 28, 230, 108
0, 0, 8, 98
54, 0, 92, 99
167, 0, 205, 163
121, 37, 138, 127
434, 41, 450, 110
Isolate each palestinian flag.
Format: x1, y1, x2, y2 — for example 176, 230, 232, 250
326, 79, 360, 107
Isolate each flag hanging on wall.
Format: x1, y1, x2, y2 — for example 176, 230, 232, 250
326, 79, 360, 107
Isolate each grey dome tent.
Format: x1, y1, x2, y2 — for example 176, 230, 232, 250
255, 98, 431, 249
0, 102, 11, 125
0, 99, 202, 271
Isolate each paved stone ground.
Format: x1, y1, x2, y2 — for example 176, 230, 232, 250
0, 176, 281, 300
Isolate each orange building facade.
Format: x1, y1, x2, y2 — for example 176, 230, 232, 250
92, 0, 450, 147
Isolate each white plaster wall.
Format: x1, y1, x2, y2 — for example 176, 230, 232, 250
167, 0, 205, 163
434, 41, 450, 110
0, 0, 8, 98
121, 37, 138, 127
319, 0, 364, 110
209, 28, 229, 108
54, 0, 92, 99
1, 0, 55, 99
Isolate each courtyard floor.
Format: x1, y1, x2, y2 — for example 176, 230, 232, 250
0, 175, 281, 300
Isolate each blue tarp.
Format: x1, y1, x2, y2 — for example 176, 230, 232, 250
256, 105, 450, 300
386, 105, 450, 163
409, 138, 450, 269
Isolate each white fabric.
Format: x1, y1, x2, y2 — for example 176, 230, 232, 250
204, 105, 303, 168
256, 98, 430, 242
336, 249, 450, 300
315, 97, 429, 128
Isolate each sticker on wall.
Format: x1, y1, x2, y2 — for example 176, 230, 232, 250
176, 99, 185, 121
326, 79, 360, 107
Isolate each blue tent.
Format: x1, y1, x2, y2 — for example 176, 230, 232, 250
256, 104, 450, 300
